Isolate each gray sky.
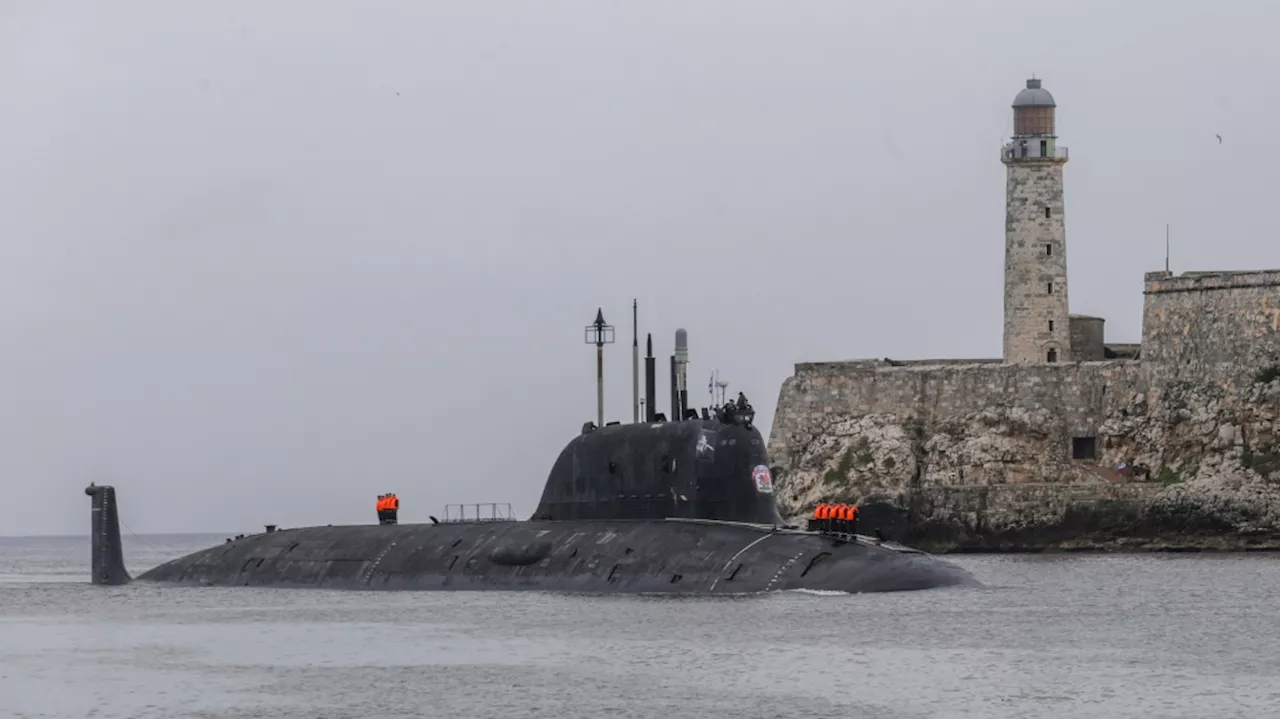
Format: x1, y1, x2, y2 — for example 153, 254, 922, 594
3, 0, 1277, 536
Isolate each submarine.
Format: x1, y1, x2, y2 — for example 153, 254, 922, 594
85, 323, 978, 594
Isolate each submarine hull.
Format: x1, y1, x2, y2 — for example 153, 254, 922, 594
90, 414, 980, 593
136, 519, 976, 593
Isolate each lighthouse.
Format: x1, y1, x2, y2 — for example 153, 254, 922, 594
1001, 77, 1071, 364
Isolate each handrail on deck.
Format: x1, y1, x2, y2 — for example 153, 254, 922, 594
443, 503, 516, 522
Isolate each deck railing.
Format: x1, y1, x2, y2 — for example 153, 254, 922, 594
443, 503, 517, 522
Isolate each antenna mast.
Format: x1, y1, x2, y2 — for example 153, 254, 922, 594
584, 309, 615, 428
631, 299, 639, 423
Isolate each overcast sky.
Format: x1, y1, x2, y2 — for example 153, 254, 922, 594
3, 0, 1277, 536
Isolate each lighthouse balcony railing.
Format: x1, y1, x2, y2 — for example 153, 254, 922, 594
443, 503, 517, 523
1001, 144, 1068, 161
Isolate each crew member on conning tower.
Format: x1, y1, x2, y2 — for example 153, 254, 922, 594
714, 392, 756, 428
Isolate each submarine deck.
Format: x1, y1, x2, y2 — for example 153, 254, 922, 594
137, 517, 974, 593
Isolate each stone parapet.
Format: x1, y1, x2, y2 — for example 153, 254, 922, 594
1141, 269, 1280, 387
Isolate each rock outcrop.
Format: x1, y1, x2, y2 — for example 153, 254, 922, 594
769, 361, 1280, 553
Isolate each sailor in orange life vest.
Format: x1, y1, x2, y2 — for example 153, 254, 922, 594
836, 503, 857, 534
375, 493, 400, 525
810, 503, 834, 532
810, 502, 858, 534
808, 503, 825, 531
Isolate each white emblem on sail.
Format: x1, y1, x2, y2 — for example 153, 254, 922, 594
752, 465, 773, 494
696, 434, 715, 455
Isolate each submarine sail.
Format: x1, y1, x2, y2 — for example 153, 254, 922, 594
531, 418, 783, 525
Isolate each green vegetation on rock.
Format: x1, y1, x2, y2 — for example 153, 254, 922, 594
823, 448, 856, 486
1243, 443, 1280, 480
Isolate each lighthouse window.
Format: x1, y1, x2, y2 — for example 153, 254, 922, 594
1045, 207, 1052, 218
1047, 281, 1053, 294
1047, 348, 1058, 363
1048, 320, 1054, 331
1045, 243, 1053, 256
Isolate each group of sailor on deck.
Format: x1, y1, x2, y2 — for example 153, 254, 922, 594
809, 502, 858, 534
376, 493, 400, 525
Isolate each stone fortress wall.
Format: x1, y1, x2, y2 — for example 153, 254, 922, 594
769, 360, 1145, 489
766, 78, 1280, 551
1141, 270, 1280, 386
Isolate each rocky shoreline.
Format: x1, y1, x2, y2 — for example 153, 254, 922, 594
771, 370, 1280, 554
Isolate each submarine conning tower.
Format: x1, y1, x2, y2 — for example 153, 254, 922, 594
530, 417, 785, 525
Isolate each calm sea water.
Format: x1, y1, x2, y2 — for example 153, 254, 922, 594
1, 534, 1277, 719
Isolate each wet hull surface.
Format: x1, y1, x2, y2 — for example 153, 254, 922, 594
138, 519, 978, 593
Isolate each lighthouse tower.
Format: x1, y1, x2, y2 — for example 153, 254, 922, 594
1001, 77, 1071, 364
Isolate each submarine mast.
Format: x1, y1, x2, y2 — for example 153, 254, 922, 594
632, 300, 640, 423
581, 304, 710, 425
584, 308, 615, 428
675, 329, 689, 420
644, 333, 656, 421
